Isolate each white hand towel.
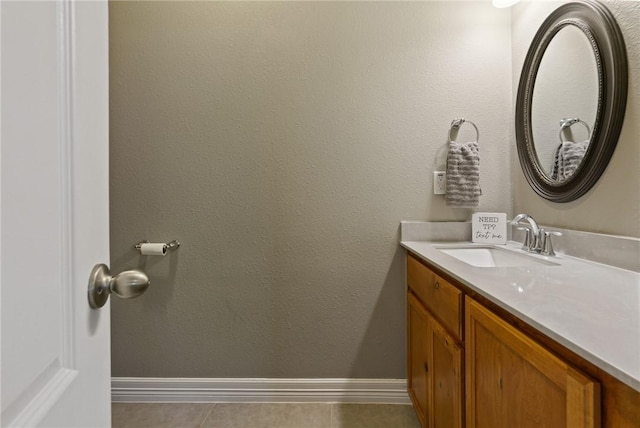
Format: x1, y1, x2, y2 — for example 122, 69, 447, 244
445, 141, 481, 208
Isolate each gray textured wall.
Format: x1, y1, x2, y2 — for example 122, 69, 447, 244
109, 1, 513, 378
511, 0, 640, 238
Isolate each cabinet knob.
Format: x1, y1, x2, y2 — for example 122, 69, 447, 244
424, 362, 429, 372
434, 281, 440, 290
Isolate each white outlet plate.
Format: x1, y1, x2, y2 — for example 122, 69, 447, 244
433, 171, 446, 195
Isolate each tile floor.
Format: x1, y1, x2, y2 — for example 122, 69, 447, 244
112, 402, 421, 428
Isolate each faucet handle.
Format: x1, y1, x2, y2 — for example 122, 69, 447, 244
540, 229, 562, 256
516, 226, 533, 251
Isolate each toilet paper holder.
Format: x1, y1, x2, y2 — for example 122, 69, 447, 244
134, 239, 181, 253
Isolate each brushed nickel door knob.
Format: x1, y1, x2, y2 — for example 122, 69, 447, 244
87, 264, 150, 309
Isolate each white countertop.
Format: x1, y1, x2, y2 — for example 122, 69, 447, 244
401, 240, 640, 392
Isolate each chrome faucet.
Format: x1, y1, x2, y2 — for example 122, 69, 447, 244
510, 214, 562, 256
511, 214, 541, 253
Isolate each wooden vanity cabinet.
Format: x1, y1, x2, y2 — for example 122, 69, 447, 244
408, 292, 429, 425
407, 255, 462, 341
429, 307, 463, 428
405, 252, 634, 428
407, 256, 463, 428
465, 297, 600, 428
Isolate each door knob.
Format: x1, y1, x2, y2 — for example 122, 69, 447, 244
87, 264, 150, 309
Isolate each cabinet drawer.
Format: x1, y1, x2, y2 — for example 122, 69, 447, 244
407, 254, 463, 341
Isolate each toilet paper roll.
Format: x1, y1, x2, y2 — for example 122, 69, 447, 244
139, 243, 167, 256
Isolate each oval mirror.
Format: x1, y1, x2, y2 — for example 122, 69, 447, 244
532, 25, 599, 180
515, 0, 627, 202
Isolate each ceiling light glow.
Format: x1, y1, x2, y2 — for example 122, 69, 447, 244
492, 0, 521, 8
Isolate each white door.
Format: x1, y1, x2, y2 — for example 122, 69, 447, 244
1, 1, 111, 427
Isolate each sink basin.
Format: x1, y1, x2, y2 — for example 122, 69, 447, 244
436, 246, 559, 268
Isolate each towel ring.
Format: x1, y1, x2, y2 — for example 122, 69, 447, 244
559, 118, 591, 142
448, 118, 479, 143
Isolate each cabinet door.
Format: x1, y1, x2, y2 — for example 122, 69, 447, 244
408, 292, 430, 427
408, 292, 463, 428
466, 297, 600, 428
429, 312, 463, 428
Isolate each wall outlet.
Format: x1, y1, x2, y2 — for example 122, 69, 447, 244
433, 171, 446, 195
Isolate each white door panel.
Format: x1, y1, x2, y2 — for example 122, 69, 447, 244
1, 1, 110, 427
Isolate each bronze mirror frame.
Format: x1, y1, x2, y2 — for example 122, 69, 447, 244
515, 0, 628, 202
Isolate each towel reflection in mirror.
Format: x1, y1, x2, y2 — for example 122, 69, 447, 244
550, 118, 590, 181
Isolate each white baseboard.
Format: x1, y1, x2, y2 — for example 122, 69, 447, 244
111, 378, 410, 404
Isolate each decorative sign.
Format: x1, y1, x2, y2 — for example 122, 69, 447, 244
472, 212, 507, 244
